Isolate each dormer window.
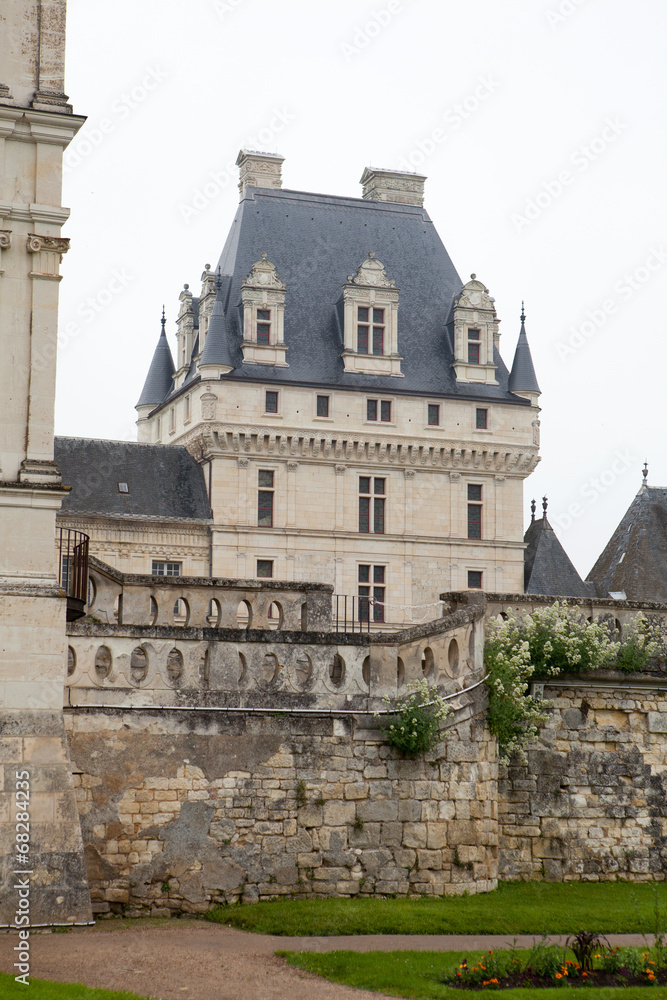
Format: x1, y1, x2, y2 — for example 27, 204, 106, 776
341, 253, 402, 377
257, 308, 271, 345
467, 329, 481, 364
240, 255, 288, 367
452, 275, 499, 386
357, 307, 385, 355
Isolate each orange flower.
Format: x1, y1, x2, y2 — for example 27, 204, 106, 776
490, 979, 498, 984
555, 973, 562, 979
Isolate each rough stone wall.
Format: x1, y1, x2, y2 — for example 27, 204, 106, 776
66, 695, 497, 916
499, 679, 667, 882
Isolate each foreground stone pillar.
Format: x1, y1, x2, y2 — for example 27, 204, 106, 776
0, 0, 91, 925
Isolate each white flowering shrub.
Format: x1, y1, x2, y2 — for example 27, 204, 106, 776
377, 678, 452, 757
484, 602, 663, 763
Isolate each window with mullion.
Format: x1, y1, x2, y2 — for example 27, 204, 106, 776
372, 308, 385, 355
258, 469, 275, 527
359, 477, 386, 534
467, 484, 482, 539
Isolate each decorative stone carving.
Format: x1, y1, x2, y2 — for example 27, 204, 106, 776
347, 251, 396, 288
26, 233, 70, 280
237, 458, 249, 468
450, 472, 461, 482
200, 392, 218, 421
404, 469, 416, 478
335, 465, 346, 475
287, 462, 298, 472
0, 230, 11, 249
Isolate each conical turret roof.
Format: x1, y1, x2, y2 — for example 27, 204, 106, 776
587, 468, 667, 601
524, 498, 593, 597
509, 304, 540, 394
136, 309, 175, 407
199, 286, 234, 369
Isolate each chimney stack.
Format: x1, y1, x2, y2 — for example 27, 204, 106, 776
236, 149, 284, 199
360, 167, 426, 207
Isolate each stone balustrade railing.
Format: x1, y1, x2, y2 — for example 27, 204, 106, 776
87, 556, 333, 632
66, 593, 486, 711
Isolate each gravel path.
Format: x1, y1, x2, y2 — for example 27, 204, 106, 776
0, 921, 656, 1000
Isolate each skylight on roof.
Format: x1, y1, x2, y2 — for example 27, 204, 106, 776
118, 482, 129, 493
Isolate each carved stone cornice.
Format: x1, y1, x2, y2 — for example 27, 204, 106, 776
180, 423, 540, 478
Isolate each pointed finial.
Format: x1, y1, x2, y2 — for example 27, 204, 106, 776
520, 300, 526, 324
215, 265, 222, 290
470, 272, 476, 280
530, 498, 536, 523
542, 495, 548, 517
643, 461, 648, 485
368, 250, 376, 258
161, 305, 166, 333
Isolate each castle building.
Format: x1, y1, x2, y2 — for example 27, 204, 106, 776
123, 154, 541, 620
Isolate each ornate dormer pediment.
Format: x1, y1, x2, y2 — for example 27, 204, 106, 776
452, 273, 499, 386
240, 253, 288, 367
347, 252, 396, 288
341, 251, 403, 378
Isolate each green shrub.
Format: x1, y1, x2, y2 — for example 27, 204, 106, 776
376, 678, 451, 757
601, 946, 647, 975
525, 940, 567, 978
615, 613, 662, 673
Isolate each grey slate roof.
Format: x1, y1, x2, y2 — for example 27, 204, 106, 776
587, 484, 667, 602
524, 514, 594, 597
509, 309, 540, 395
199, 282, 234, 368
155, 186, 534, 406
55, 438, 212, 521
137, 315, 175, 407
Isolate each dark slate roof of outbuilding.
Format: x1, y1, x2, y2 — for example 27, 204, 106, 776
55, 438, 212, 521
587, 485, 667, 602
137, 316, 176, 407
524, 515, 594, 597
152, 186, 532, 405
509, 310, 540, 394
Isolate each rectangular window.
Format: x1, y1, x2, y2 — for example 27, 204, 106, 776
358, 564, 385, 623
468, 570, 483, 589
257, 308, 271, 345
372, 308, 384, 355
476, 408, 488, 429
184, 395, 191, 423
265, 390, 278, 413
152, 560, 182, 577
428, 403, 440, 426
366, 398, 378, 421
468, 328, 481, 364
467, 483, 482, 539
169, 407, 175, 432
316, 394, 330, 417
357, 306, 369, 354
359, 477, 385, 534
258, 469, 274, 527
257, 559, 273, 578
380, 399, 391, 422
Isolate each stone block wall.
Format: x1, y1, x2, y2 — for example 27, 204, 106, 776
499, 678, 667, 882
66, 692, 497, 916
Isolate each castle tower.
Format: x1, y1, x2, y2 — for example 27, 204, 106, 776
0, 0, 92, 924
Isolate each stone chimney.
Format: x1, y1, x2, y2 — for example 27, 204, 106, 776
236, 150, 284, 199
360, 167, 426, 207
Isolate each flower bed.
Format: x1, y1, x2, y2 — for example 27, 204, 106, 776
446, 940, 663, 990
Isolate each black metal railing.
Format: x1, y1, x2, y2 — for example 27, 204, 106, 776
58, 528, 89, 622
333, 595, 376, 633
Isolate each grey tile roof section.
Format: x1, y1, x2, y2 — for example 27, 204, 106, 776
508, 310, 540, 394
199, 280, 235, 368
524, 515, 594, 597
587, 484, 667, 602
55, 438, 212, 521
136, 316, 176, 407
154, 186, 534, 406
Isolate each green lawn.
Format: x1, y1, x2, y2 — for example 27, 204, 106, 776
207, 880, 667, 936
281, 949, 662, 999
0, 973, 147, 1000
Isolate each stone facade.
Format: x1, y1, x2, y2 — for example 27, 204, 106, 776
500, 677, 667, 883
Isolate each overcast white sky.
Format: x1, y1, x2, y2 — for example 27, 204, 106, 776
58, 0, 667, 580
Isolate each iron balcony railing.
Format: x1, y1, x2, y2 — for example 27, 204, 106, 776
57, 528, 89, 622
